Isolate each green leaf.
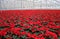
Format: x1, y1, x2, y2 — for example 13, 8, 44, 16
13, 35, 20, 39
58, 36, 60, 39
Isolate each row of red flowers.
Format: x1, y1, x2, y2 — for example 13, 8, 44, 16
0, 11, 60, 39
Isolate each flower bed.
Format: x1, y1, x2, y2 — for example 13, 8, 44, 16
0, 10, 60, 39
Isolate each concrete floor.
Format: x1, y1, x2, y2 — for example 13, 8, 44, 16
0, 0, 60, 10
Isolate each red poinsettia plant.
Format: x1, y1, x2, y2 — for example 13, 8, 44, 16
0, 10, 60, 39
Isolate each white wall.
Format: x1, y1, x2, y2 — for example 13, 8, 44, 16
0, 0, 60, 10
